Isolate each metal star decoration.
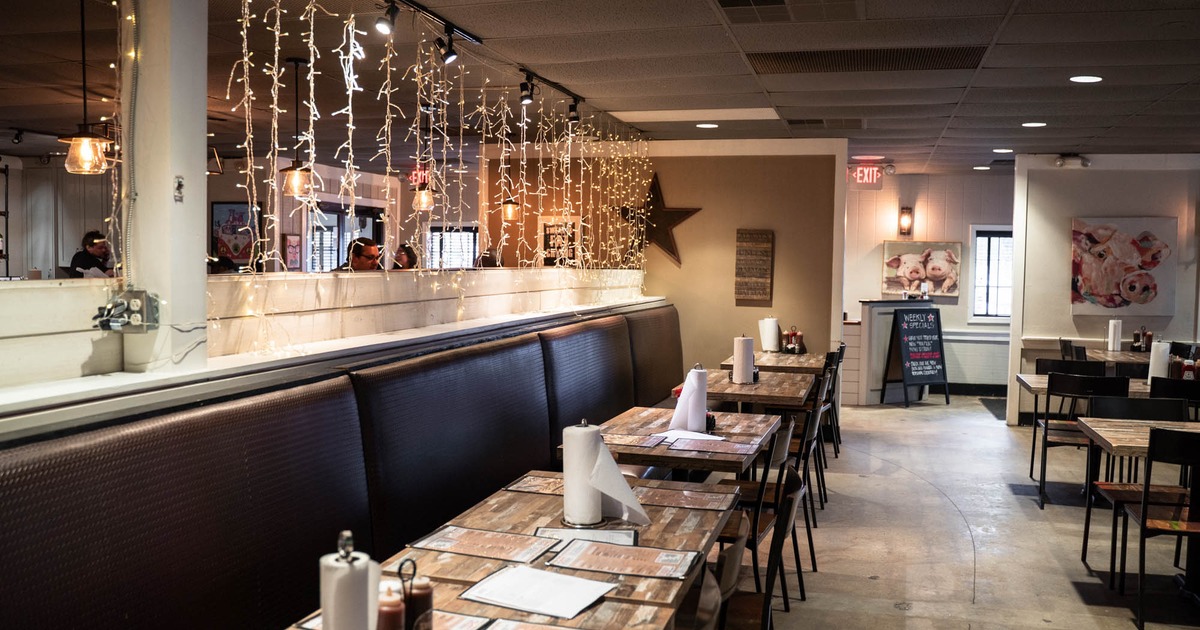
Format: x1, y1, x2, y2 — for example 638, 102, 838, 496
621, 173, 700, 266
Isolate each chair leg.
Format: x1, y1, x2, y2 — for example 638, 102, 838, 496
1174, 535, 1183, 569
1119, 511, 1129, 596
749, 537, 763, 592
1137, 530, 1146, 630
1109, 503, 1120, 589
791, 521, 803, 577
1029, 420, 1040, 481
778, 556, 790, 613
802, 496, 817, 572
1082, 481, 1094, 563
1038, 426, 1050, 509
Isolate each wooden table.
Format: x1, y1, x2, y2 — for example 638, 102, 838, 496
1015, 373, 1150, 398
1085, 349, 1150, 364
579, 406, 781, 474
1078, 417, 1200, 603
384, 471, 735, 611
695, 370, 815, 410
719, 351, 825, 374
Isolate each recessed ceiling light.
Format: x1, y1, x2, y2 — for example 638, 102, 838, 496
850, 154, 886, 161
1070, 75, 1103, 83
1021, 122, 1047, 128
973, 166, 991, 171
696, 123, 719, 129
993, 148, 1013, 153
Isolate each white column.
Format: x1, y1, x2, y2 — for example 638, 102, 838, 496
120, 0, 208, 373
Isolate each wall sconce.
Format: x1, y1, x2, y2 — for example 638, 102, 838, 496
501, 197, 519, 221
898, 206, 914, 236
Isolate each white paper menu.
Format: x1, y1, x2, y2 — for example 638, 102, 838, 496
460, 565, 616, 618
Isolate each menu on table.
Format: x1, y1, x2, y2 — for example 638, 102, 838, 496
411, 525, 559, 563
505, 475, 565, 495
632, 486, 736, 511
547, 539, 699, 580
461, 565, 617, 619
430, 611, 491, 630
602, 433, 666, 448
534, 526, 638, 552
488, 620, 564, 630
669, 438, 757, 455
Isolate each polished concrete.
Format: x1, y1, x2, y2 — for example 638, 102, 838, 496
746, 396, 1200, 629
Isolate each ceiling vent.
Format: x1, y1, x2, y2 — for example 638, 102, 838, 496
787, 119, 864, 130
748, 46, 987, 74
718, 0, 789, 23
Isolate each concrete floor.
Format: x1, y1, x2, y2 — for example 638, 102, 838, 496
744, 396, 1200, 629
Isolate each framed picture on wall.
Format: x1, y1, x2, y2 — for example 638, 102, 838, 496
284, 234, 302, 271
211, 202, 259, 266
538, 215, 581, 266
882, 241, 961, 297
1071, 217, 1176, 315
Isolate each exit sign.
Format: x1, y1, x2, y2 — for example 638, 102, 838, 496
847, 165, 883, 189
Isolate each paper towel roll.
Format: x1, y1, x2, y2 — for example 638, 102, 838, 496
1107, 320, 1122, 352
563, 423, 603, 526
1149, 340, 1171, 381
320, 551, 380, 630
759, 318, 780, 352
732, 337, 755, 384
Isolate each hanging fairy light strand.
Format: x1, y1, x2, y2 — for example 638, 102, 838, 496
226, 0, 259, 271
333, 15, 366, 221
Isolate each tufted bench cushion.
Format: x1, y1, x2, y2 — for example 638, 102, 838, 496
0, 375, 371, 630
350, 334, 552, 557
624, 306, 685, 407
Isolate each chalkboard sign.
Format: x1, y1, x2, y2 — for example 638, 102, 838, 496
880, 308, 950, 407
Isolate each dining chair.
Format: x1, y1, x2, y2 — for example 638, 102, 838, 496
723, 465, 805, 630
791, 365, 833, 514
1149, 376, 1200, 421
1028, 358, 1108, 481
1074, 345, 1089, 361
1168, 341, 1197, 360
1060, 338, 1076, 361
676, 564, 722, 630
717, 418, 796, 594
824, 345, 847, 457
1079, 396, 1188, 591
1121, 428, 1200, 629
714, 512, 752, 630
1114, 362, 1150, 379
1035, 373, 1129, 509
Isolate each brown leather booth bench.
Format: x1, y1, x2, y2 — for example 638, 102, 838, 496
0, 304, 683, 629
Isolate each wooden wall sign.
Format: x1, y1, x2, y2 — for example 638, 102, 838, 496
734, 229, 774, 302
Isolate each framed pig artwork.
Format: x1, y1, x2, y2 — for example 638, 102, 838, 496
1071, 217, 1176, 315
882, 241, 962, 297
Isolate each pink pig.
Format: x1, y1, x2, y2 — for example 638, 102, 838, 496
886, 250, 929, 291
924, 249, 959, 294
1072, 222, 1169, 307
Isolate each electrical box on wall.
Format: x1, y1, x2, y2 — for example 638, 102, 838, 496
93, 290, 160, 334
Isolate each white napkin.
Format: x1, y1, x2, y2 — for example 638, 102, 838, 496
563, 424, 650, 526
670, 367, 707, 432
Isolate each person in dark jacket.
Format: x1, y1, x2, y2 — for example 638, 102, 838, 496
68, 230, 114, 278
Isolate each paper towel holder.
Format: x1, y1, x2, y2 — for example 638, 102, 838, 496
336, 530, 358, 563
694, 362, 704, 370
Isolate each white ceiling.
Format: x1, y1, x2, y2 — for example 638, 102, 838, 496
2, 0, 1199, 174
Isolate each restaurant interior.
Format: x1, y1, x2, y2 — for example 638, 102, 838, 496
2, 1, 1200, 628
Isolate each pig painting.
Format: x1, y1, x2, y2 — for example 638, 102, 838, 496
882, 241, 962, 297
1071, 218, 1174, 314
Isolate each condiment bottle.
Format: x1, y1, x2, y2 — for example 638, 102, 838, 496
1144, 331, 1154, 350
1185, 360, 1196, 381
404, 576, 433, 630
794, 331, 807, 354
377, 581, 405, 630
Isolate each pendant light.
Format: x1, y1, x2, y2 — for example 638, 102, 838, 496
58, 0, 110, 175
280, 57, 313, 197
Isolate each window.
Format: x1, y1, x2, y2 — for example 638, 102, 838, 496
426, 224, 479, 269
308, 203, 383, 272
972, 226, 1013, 317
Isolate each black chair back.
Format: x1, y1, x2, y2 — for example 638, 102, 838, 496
1035, 358, 1105, 376
1073, 346, 1088, 361
1048, 373, 1130, 399
1150, 377, 1200, 421
760, 466, 804, 628
1168, 342, 1197, 360
1059, 338, 1075, 361
1146, 429, 1200, 507
1114, 362, 1150, 379
1088, 396, 1188, 422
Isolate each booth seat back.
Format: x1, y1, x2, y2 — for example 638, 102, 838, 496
539, 315, 637, 453
624, 305, 684, 407
350, 333, 552, 557
0, 375, 371, 630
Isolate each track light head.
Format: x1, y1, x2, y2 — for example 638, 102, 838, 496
519, 78, 533, 105
567, 100, 580, 125
436, 36, 458, 64
11, 129, 23, 144
375, 1, 399, 35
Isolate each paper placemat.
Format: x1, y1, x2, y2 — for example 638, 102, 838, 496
489, 620, 567, 630
505, 475, 565, 495
669, 438, 757, 455
547, 539, 699, 580
461, 565, 617, 619
430, 611, 491, 630
602, 434, 666, 448
632, 486, 737, 511
534, 526, 638, 552
412, 525, 558, 563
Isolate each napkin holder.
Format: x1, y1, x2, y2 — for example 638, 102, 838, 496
728, 366, 759, 383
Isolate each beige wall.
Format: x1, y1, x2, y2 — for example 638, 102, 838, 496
643, 154, 838, 372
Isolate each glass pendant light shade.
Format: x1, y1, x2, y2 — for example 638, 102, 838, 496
59, 127, 111, 175
281, 165, 313, 197
412, 184, 435, 212
501, 198, 519, 221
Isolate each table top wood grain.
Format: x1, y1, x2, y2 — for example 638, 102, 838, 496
1077, 417, 1200, 457
1015, 373, 1150, 398
382, 471, 736, 610
690, 370, 815, 408
718, 351, 825, 374
573, 406, 781, 474
1085, 349, 1151, 364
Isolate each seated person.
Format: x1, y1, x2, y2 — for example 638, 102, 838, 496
474, 247, 503, 267
335, 237, 382, 271
393, 243, 418, 270
68, 230, 115, 278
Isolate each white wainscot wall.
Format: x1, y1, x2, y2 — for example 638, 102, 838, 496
943, 328, 1011, 385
